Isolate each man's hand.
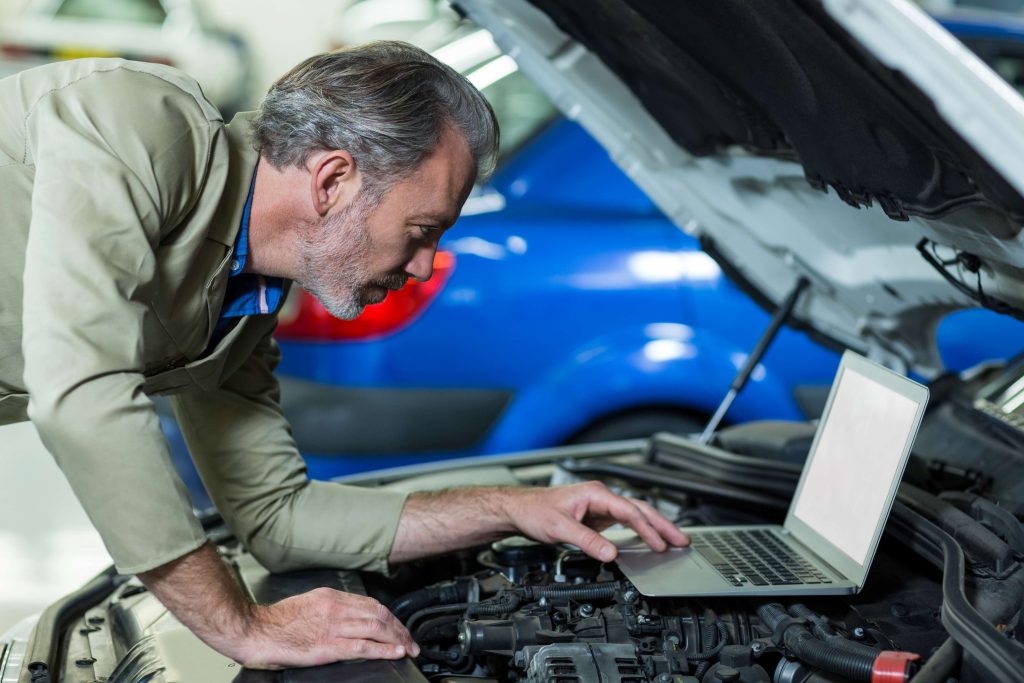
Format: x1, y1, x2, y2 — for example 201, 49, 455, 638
138, 544, 419, 669
501, 481, 690, 562
390, 482, 688, 564
240, 588, 420, 668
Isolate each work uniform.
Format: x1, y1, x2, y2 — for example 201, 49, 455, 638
0, 59, 408, 574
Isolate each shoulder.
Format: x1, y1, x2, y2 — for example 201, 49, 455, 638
21, 58, 222, 126
21, 59, 231, 226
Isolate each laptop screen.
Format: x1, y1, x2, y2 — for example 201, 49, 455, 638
791, 363, 922, 565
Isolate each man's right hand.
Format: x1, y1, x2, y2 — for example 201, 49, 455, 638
138, 543, 419, 669
241, 587, 420, 668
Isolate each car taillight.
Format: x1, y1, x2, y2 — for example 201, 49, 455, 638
275, 249, 455, 341
1, 44, 31, 58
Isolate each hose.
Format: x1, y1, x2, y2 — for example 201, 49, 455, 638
406, 603, 472, 637
391, 578, 475, 622
466, 592, 521, 617
689, 620, 729, 661
758, 603, 877, 682
523, 581, 623, 601
787, 604, 883, 657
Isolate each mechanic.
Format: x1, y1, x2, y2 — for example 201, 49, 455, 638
0, 42, 688, 668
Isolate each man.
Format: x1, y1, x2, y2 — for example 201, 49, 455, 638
0, 42, 687, 668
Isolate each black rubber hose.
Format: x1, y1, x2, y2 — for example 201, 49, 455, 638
787, 630, 875, 681
688, 621, 729, 661
466, 593, 521, 617
524, 581, 623, 601
909, 637, 961, 683
758, 603, 789, 629
391, 579, 475, 622
406, 603, 472, 637
788, 604, 882, 657
758, 604, 876, 682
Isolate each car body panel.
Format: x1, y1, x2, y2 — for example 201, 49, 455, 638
456, 0, 1024, 376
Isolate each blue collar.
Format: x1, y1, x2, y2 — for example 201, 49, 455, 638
214, 163, 284, 336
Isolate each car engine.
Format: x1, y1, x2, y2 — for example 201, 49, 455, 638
369, 524, 945, 683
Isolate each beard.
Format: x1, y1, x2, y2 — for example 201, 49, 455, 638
295, 193, 408, 320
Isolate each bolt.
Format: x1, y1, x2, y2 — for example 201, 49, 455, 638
667, 635, 681, 646
75, 657, 96, 667
751, 641, 764, 654
891, 603, 909, 618
623, 589, 639, 604
852, 627, 866, 640
458, 632, 466, 643
538, 596, 550, 608
658, 674, 673, 683
578, 604, 595, 618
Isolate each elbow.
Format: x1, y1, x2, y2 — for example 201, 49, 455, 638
245, 534, 310, 574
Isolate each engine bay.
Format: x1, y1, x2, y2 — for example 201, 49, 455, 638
21, 366, 1024, 683
367, 534, 946, 683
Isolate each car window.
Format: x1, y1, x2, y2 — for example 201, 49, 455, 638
468, 56, 559, 164
54, 0, 167, 24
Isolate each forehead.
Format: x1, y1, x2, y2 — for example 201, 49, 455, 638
386, 128, 476, 226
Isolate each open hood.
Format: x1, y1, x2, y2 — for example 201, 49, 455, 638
455, 0, 1024, 376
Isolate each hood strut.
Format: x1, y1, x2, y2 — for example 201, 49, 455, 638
699, 277, 810, 444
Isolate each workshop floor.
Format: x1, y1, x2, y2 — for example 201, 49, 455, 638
0, 422, 111, 634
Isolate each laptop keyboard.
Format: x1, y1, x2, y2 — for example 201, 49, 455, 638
688, 529, 834, 587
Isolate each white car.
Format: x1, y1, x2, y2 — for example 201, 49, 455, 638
0, 0, 249, 113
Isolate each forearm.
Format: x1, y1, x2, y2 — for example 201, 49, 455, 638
388, 482, 690, 566
137, 543, 257, 662
138, 542, 418, 667
389, 487, 519, 564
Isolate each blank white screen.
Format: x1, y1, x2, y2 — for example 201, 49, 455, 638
793, 368, 919, 565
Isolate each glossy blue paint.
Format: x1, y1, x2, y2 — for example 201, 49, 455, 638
274, 117, 1024, 481
165, 23, 1024, 484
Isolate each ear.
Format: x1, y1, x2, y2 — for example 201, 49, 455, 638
309, 150, 359, 216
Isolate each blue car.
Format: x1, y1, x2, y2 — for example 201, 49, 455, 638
267, 47, 1024, 480
164, 26, 1024, 489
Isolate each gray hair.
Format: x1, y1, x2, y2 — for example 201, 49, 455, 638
253, 41, 499, 197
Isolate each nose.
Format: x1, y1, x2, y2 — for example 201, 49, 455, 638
405, 244, 436, 283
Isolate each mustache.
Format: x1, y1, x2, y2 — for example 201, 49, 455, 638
372, 273, 409, 291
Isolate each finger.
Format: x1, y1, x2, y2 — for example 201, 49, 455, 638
336, 617, 414, 648
631, 498, 690, 547
594, 494, 668, 552
333, 596, 419, 653
336, 638, 408, 661
558, 515, 618, 562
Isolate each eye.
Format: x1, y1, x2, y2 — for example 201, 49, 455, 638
417, 225, 438, 239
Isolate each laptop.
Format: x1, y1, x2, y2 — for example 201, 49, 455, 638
615, 350, 928, 597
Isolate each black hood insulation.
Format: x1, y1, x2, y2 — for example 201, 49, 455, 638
527, 0, 1024, 224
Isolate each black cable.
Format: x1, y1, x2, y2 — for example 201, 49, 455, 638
916, 238, 1024, 323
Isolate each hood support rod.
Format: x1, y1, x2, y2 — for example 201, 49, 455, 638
699, 277, 809, 444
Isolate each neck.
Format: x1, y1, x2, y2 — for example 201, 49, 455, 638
245, 156, 315, 279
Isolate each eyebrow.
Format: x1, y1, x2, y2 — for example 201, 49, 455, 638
410, 212, 457, 228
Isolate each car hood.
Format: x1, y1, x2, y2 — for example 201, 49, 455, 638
456, 0, 1024, 376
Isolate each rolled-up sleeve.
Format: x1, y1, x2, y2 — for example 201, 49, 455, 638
171, 328, 409, 575
21, 68, 213, 574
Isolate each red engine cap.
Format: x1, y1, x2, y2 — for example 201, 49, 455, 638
871, 650, 922, 683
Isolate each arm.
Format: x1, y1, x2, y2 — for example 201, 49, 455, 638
21, 67, 217, 573
172, 330, 410, 574
389, 481, 690, 565
136, 543, 418, 668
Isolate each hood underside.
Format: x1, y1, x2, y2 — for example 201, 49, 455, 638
457, 0, 1024, 375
